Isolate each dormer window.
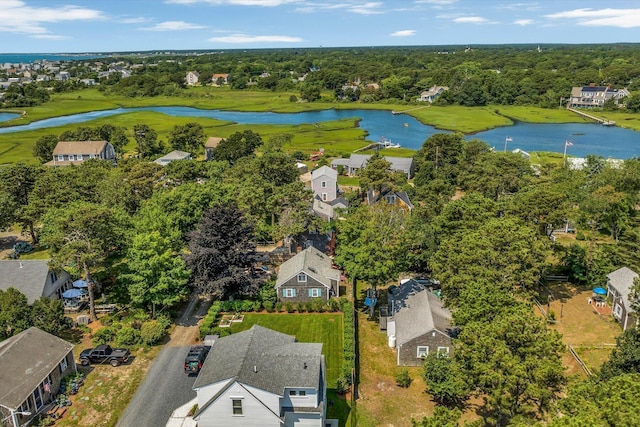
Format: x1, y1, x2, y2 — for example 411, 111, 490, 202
297, 272, 307, 282
57, 155, 64, 161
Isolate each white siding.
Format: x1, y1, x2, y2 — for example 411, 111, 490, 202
196, 379, 232, 409
196, 381, 282, 427
282, 388, 318, 408
284, 412, 323, 427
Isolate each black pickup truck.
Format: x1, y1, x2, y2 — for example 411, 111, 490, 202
79, 344, 130, 367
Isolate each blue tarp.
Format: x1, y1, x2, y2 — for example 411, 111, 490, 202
593, 287, 607, 295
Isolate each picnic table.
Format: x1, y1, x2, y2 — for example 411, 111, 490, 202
95, 303, 117, 313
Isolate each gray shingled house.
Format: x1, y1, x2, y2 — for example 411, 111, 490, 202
192, 325, 337, 427
386, 280, 455, 366
0, 260, 72, 304
275, 246, 340, 303
0, 327, 76, 427
45, 140, 116, 166
607, 267, 639, 331
331, 154, 415, 179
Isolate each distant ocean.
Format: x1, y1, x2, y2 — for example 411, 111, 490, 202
0, 53, 107, 64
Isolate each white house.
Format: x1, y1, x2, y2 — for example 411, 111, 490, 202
417, 85, 449, 102
153, 150, 192, 166
186, 71, 200, 86
607, 267, 639, 331
192, 325, 337, 427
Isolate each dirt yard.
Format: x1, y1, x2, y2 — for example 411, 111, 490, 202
0, 230, 23, 259
537, 282, 622, 378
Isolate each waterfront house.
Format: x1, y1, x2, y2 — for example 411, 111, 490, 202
417, 85, 449, 102
46, 140, 116, 166
0, 327, 76, 427
192, 325, 336, 427
211, 73, 229, 85
568, 84, 630, 108
366, 188, 414, 213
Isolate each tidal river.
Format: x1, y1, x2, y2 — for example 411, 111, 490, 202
1, 106, 638, 158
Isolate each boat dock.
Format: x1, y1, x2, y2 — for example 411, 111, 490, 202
568, 108, 615, 126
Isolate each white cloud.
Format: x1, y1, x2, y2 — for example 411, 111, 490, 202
545, 8, 640, 28
390, 30, 416, 37
166, 0, 298, 5
208, 33, 303, 43
453, 16, 488, 24
0, 0, 104, 35
31, 34, 68, 40
514, 19, 533, 26
348, 2, 384, 15
120, 17, 150, 24
415, 0, 457, 4
140, 21, 207, 31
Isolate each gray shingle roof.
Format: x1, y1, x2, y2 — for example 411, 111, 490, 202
607, 267, 639, 312
0, 327, 74, 410
193, 325, 323, 396
389, 280, 452, 345
153, 150, 192, 164
311, 165, 337, 181
52, 140, 109, 155
275, 246, 340, 288
0, 260, 52, 304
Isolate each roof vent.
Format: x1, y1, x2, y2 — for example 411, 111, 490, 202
19, 262, 23, 269
304, 362, 308, 369
308, 267, 317, 274
253, 365, 258, 373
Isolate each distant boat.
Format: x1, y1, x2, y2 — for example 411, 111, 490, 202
378, 136, 401, 149
404, 123, 409, 127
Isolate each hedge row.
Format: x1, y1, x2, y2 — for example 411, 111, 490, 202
337, 299, 355, 394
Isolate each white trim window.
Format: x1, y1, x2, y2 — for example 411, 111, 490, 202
322, 193, 328, 201
57, 155, 64, 161
417, 346, 429, 358
308, 288, 321, 298
321, 181, 327, 188
33, 385, 43, 410
76, 154, 83, 160
297, 272, 307, 283
68, 155, 75, 161
283, 288, 297, 298
60, 355, 68, 372
437, 346, 450, 356
89, 154, 96, 159
232, 399, 243, 415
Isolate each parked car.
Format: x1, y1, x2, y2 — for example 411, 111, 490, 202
79, 344, 130, 367
184, 345, 211, 375
413, 276, 441, 290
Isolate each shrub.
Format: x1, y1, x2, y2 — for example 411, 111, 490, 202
394, 369, 412, 388
326, 299, 339, 312
241, 300, 254, 312
275, 302, 284, 312
263, 301, 275, 312
289, 95, 298, 102
304, 301, 314, 313
285, 302, 294, 313
336, 377, 350, 394
156, 314, 172, 331
297, 302, 307, 313
312, 299, 325, 313
116, 326, 141, 346
92, 326, 117, 345
140, 320, 167, 345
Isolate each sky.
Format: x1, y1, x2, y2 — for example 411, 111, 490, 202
2, 0, 640, 53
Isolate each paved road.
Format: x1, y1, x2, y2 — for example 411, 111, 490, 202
117, 295, 209, 427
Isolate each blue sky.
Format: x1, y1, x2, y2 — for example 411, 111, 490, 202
2, 0, 640, 53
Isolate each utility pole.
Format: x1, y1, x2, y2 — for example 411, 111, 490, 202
435, 146, 439, 170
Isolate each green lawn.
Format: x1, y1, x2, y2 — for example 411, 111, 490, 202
230, 313, 350, 425
230, 313, 343, 386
